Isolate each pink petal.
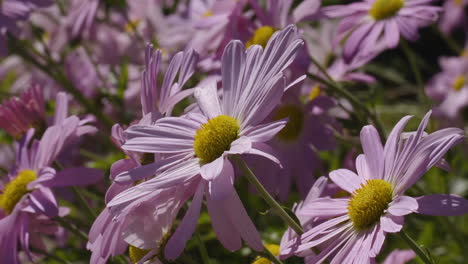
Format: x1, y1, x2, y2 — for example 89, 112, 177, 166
164, 184, 204, 260
416, 194, 468, 216
360, 125, 384, 179
388, 196, 418, 216
329, 169, 363, 193
380, 215, 403, 233
42, 167, 104, 187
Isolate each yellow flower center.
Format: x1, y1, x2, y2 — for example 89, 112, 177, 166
348, 179, 393, 230
369, 0, 404, 20
129, 245, 151, 264
454, 0, 463, 6
125, 19, 141, 33
246, 26, 276, 49
193, 115, 240, 164
452, 75, 465, 92
308, 85, 321, 101
0, 170, 37, 215
202, 10, 214, 17
252, 244, 280, 264
273, 105, 304, 142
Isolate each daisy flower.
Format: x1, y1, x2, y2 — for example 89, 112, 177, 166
107, 25, 303, 259
87, 46, 198, 264
324, 0, 442, 63
281, 111, 467, 263
0, 94, 103, 263
439, 0, 468, 33
426, 55, 468, 119
246, 94, 337, 201
0, 84, 45, 139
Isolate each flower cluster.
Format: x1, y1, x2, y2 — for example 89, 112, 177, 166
1, 1, 468, 264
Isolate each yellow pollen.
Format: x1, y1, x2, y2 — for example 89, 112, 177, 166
202, 10, 214, 17
193, 115, 240, 164
348, 179, 393, 230
0, 170, 37, 215
252, 244, 280, 264
246, 26, 276, 49
125, 19, 141, 33
309, 85, 321, 101
129, 245, 151, 264
452, 75, 466, 92
454, 0, 463, 6
273, 105, 304, 142
369, 0, 404, 20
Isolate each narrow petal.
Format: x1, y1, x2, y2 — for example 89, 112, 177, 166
416, 194, 468, 216
329, 169, 363, 193
194, 82, 222, 119
207, 159, 235, 201
380, 215, 403, 233
41, 167, 103, 187
242, 120, 287, 143
360, 125, 384, 179
388, 196, 418, 216
164, 184, 204, 260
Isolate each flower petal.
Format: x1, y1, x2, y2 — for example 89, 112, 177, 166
416, 194, 468, 216
329, 169, 363, 193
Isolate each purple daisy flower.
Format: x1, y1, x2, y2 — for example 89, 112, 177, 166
107, 25, 303, 259
426, 55, 468, 119
439, 0, 468, 33
0, 84, 45, 139
281, 111, 467, 263
66, 0, 99, 38
87, 46, 198, 264
0, 116, 102, 263
324, 0, 442, 63
247, 94, 337, 201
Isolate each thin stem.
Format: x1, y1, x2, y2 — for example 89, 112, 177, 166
307, 73, 386, 139
72, 187, 97, 218
398, 230, 433, 264
55, 217, 88, 241
400, 39, 428, 107
307, 55, 386, 139
431, 25, 462, 54
261, 246, 284, 264
195, 229, 211, 264
231, 155, 304, 235
6, 35, 115, 130
32, 247, 73, 264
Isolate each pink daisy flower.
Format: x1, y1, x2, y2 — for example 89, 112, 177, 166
87, 46, 198, 264
107, 25, 303, 259
439, 0, 468, 33
324, 0, 442, 63
0, 84, 45, 139
426, 55, 468, 119
281, 111, 467, 263
0, 95, 103, 263
246, 94, 337, 201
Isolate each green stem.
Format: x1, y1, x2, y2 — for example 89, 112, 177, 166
231, 155, 304, 235
400, 39, 428, 107
307, 56, 386, 139
55, 217, 88, 241
261, 246, 284, 264
32, 247, 73, 264
6, 35, 114, 130
195, 229, 211, 264
398, 230, 433, 264
72, 187, 97, 218
431, 25, 462, 54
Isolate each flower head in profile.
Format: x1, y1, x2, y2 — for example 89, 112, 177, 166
324, 0, 441, 63
0, 92, 102, 264
281, 111, 467, 263
107, 25, 303, 260
426, 55, 468, 119
0, 84, 45, 138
